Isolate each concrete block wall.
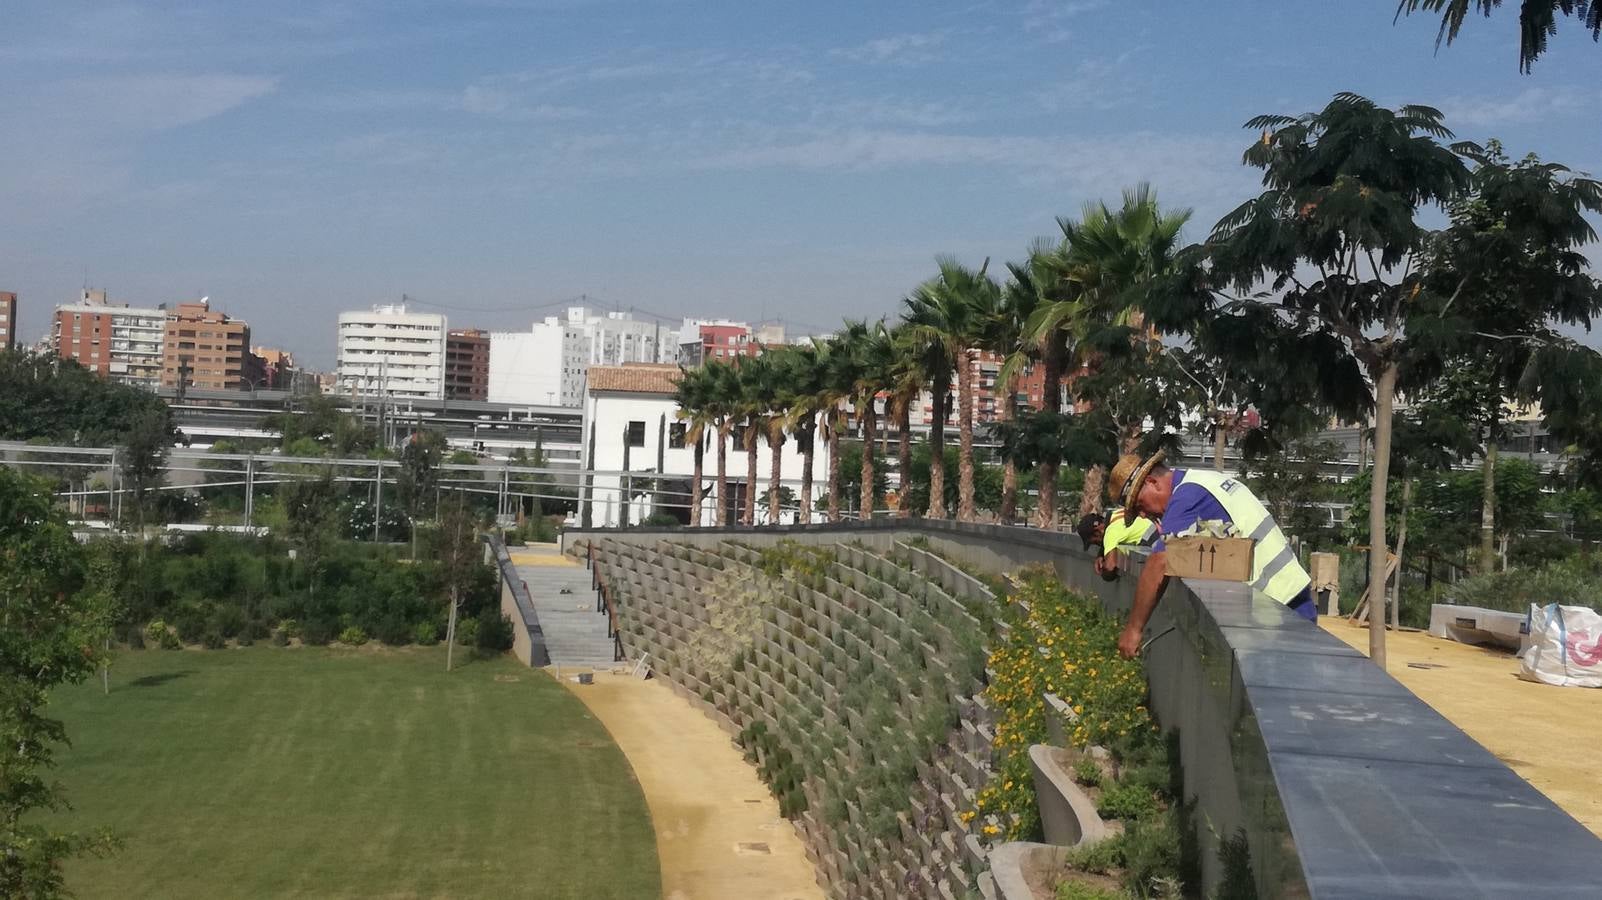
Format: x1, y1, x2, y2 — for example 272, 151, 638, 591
584, 532, 1000, 900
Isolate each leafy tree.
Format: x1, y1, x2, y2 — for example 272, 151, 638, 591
119, 407, 172, 533
397, 429, 447, 528
0, 350, 170, 446
1237, 440, 1344, 546
266, 393, 376, 456
1395, 0, 1601, 72
435, 492, 481, 672
0, 466, 120, 896
280, 470, 343, 599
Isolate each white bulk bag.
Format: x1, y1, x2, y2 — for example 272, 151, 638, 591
1520, 604, 1602, 689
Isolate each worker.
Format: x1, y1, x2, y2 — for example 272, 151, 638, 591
1074, 511, 1158, 580
1108, 448, 1315, 659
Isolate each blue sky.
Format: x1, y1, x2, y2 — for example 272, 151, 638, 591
3, 1, 1600, 367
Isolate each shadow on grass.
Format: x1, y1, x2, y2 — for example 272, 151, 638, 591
128, 671, 195, 689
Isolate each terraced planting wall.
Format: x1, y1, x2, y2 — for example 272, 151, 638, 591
586, 533, 1004, 900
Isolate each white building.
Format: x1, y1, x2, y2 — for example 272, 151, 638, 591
580, 363, 829, 527
488, 306, 678, 409
335, 303, 447, 400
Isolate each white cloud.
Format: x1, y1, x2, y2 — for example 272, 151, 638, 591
459, 84, 587, 120
1439, 87, 1592, 129
1021, 0, 1108, 43
832, 32, 948, 65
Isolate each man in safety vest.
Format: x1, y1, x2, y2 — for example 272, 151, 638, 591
1108, 448, 1315, 659
1074, 511, 1159, 580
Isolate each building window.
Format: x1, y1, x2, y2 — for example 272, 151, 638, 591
626, 421, 646, 447
668, 422, 687, 449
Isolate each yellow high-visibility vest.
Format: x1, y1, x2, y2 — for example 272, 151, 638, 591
1174, 470, 1310, 606
1102, 515, 1156, 552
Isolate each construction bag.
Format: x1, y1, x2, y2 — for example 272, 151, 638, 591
1519, 604, 1602, 689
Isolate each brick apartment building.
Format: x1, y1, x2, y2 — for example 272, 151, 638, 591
445, 328, 489, 401
160, 300, 263, 391
0, 291, 16, 351
252, 347, 296, 389
51, 289, 167, 388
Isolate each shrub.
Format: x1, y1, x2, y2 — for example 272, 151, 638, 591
235, 631, 255, 647
159, 629, 182, 650
454, 617, 480, 646
375, 615, 412, 647
1073, 757, 1103, 788
1096, 784, 1158, 822
1449, 558, 1602, 614
279, 618, 302, 638
413, 621, 440, 645
475, 609, 515, 653
201, 629, 226, 650
144, 620, 170, 644
1054, 879, 1126, 900
270, 628, 290, 647
338, 626, 369, 646
300, 618, 336, 646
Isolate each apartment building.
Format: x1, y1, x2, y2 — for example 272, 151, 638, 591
253, 347, 296, 389
489, 307, 676, 408
444, 328, 490, 402
336, 303, 448, 400
161, 300, 262, 391
51, 289, 166, 389
0, 291, 16, 351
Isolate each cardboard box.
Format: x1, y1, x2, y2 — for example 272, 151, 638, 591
1164, 536, 1254, 582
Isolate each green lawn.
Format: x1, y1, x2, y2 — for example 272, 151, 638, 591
46, 647, 660, 899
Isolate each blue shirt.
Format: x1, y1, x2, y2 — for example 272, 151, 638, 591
1151, 469, 1229, 552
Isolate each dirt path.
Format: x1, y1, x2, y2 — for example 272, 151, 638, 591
558, 671, 823, 900
1322, 619, 1602, 837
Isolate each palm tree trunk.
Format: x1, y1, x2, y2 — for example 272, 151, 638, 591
768, 424, 783, 525
744, 426, 758, 525
716, 421, 729, 526
1479, 436, 1498, 574
896, 398, 913, 518
998, 373, 1018, 523
800, 420, 815, 524
690, 436, 704, 527
1037, 338, 1065, 529
826, 415, 841, 522
1366, 359, 1398, 670
956, 349, 977, 522
859, 398, 877, 518
929, 379, 948, 518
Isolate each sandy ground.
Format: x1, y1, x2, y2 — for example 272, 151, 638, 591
1322, 619, 1602, 837
509, 544, 576, 567
557, 671, 824, 900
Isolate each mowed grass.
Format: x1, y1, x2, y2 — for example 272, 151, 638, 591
46, 646, 660, 899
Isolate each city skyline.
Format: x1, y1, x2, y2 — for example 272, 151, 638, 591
5, 2, 1602, 368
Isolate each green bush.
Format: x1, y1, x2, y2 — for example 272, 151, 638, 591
159, 629, 182, 650
144, 620, 170, 644
1448, 558, 1602, 614
454, 617, 480, 646
413, 621, 440, 645
1073, 757, 1102, 788
201, 629, 226, 650
301, 618, 336, 646
1054, 879, 1127, 900
375, 615, 412, 647
475, 608, 515, 653
279, 618, 301, 638
270, 628, 290, 647
338, 626, 369, 646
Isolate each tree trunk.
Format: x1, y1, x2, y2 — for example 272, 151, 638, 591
768, 425, 783, 525
956, 348, 977, 522
744, 426, 758, 525
1035, 461, 1059, 529
1038, 339, 1064, 528
1479, 439, 1498, 575
715, 421, 729, 526
859, 399, 877, 518
897, 398, 913, 518
826, 415, 841, 522
998, 371, 1018, 524
1391, 475, 1412, 631
1079, 465, 1105, 519
1213, 414, 1227, 471
445, 592, 459, 672
1366, 360, 1398, 670
690, 436, 704, 527
929, 379, 948, 518
800, 420, 815, 525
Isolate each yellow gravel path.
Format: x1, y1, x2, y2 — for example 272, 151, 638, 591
1322, 619, 1602, 837
509, 544, 579, 567
557, 671, 824, 900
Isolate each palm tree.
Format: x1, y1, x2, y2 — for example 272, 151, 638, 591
818, 336, 854, 522
703, 360, 741, 526
837, 320, 893, 519
733, 355, 771, 525
759, 350, 794, 525
904, 256, 1001, 522
886, 325, 931, 517
1394, 0, 1601, 72
783, 342, 828, 524
1002, 242, 1075, 528
672, 365, 715, 526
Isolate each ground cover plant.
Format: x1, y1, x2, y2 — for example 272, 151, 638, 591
47, 646, 659, 899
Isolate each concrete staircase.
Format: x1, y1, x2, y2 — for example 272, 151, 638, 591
515, 557, 619, 670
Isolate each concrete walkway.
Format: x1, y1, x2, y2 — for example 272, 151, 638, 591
558, 672, 823, 900
1323, 619, 1602, 838
511, 545, 618, 670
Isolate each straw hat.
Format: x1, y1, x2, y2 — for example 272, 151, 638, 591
1107, 449, 1165, 522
